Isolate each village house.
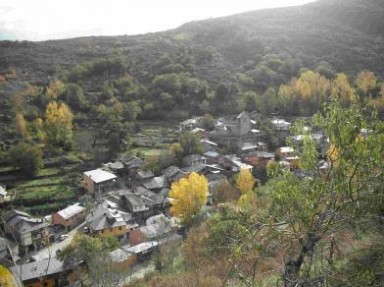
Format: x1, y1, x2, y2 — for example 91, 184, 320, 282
52, 203, 86, 231
242, 151, 275, 168
200, 138, 218, 152
204, 151, 220, 164
179, 118, 198, 131
142, 176, 167, 192
10, 256, 71, 287
134, 186, 169, 212
271, 118, 291, 131
4, 210, 52, 254
218, 155, 253, 173
190, 127, 206, 138
110, 241, 159, 269
103, 161, 125, 175
135, 170, 154, 182
108, 247, 137, 272
120, 191, 152, 220
276, 146, 295, 159
118, 154, 144, 176
86, 199, 133, 241
129, 214, 174, 245
182, 154, 207, 167
209, 111, 260, 151
162, 166, 187, 184
83, 169, 117, 193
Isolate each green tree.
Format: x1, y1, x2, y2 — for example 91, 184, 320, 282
179, 132, 204, 157
58, 233, 120, 286
59, 83, 88, 111
219, 101, 384, 286
201, 113, 215, 131
9, 142, 43, 177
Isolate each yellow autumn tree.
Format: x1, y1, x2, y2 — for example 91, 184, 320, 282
169, 172, 208, 226
46, 80, 65, 99
44, 101, 73, 149
0, 264, 17, 287
332, 73, 358, 105
236, 168, 256, 209
15, 113, 30, 139
235, 168, 255, 194
355, 70, 377, 98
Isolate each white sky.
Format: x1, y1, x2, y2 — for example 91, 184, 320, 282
0, 0, 316, 41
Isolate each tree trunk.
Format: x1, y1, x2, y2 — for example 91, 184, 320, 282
284, 232, 320, 287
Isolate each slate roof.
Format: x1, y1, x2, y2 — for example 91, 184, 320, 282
11, 256, 64, 282
140, 214, 172, 239
109, 248, 131, 263
200, 138, 218, 146
122, 193, 150, 212
134, 186, 165, 207
182, 164, 206, 173
57, 203, 85, 220
5, 210, 49, 234
122, 241, 159, 254
86, 200, 130, 231
143, 176, 166, 190
204, 151, 219, 158
119, 154, 144, 169
137, 171, 154, 180
83, 169, 117, 184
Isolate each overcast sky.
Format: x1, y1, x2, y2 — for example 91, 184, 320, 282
0, 0, 316, 41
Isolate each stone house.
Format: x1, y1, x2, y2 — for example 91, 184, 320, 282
52, 203, 86, 231
83, 169, 117, 193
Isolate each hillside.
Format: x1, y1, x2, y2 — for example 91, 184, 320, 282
0, 0, 383, 86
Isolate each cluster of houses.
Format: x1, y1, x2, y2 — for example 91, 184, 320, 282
1, 111, 332, 286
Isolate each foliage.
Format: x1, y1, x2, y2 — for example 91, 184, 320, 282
44, 101, 74, 149
9, 142, 43, 177
59, 83, 88, 111
169, 172, 208, 226
0, 265, 17, 287
355, 70, 377, 98
15, 113, 30, 139
235, 168, 255, 194
178, 132, 204, 159
58, 233, 121, 286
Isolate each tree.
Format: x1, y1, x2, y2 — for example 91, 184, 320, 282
235, 168, 255, 194
44, 101, 73, 149
9, 142, 43, 177
217, 101, 384, 286
0, 264, 17, 287
201, 113, 215, 131
169, 172, 208, 226
59, 83, 88, 111
15, 113, 29, 139
355, 70, 377, 98
179, 132, 204, 157
58, 233, 121, 286
45, 80, 65, 99
331, 73, 358, 105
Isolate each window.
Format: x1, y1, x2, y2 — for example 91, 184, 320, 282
118, 227, 122, 231
110, 228, 113, 232
43, 283, 49, 287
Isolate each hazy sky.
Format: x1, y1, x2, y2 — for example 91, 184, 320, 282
0, 0, 316, 41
